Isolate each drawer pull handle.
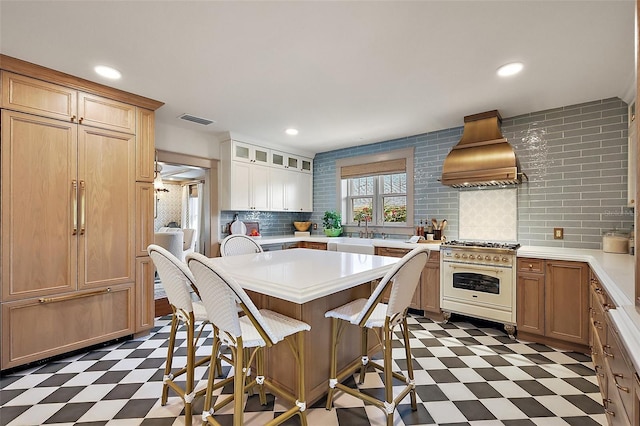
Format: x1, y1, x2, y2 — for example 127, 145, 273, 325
603, 303, 613, 311
605, 409, 616, 417
603, 345, 614, 358
613, 374, 630, 393
593, 321, 603, 329
528, 264, 533, 269
39, 288, 112, 304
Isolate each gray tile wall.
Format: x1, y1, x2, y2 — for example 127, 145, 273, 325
308, 97, 633, 249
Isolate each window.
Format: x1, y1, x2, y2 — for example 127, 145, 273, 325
336, 148, 414, 229
347, 174, 407, 225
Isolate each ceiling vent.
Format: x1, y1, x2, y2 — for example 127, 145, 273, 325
178, 113, 215, 126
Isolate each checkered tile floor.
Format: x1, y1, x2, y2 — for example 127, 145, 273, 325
1, 314, 606, 425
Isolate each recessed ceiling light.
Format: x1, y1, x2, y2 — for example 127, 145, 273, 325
94, 65, 121, 80
497, 62, 523, 77
285, 128, 299, 135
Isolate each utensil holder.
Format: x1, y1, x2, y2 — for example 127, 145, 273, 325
434, 230, 442, 240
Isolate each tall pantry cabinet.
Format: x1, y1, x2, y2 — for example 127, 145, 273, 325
0, 55, 163, 370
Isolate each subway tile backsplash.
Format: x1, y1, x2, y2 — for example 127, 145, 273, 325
310, 97, 633, 249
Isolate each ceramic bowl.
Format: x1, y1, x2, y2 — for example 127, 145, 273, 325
293, 221, 312, 231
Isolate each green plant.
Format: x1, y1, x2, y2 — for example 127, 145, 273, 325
322, 210, 342, 229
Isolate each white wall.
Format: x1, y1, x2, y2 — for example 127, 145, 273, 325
155, 122, 221, 159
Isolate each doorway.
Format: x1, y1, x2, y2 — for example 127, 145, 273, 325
153, 150, 218, 317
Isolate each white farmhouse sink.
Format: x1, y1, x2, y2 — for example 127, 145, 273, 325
326, 237, 376, 255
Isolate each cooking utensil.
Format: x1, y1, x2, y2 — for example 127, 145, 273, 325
440, 219, 447, 232
431, 218, 439, 230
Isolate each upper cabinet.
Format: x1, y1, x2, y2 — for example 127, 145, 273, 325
628, 100, 636, 207
233, 140, 270, 165
271, 150, 313, 173
220, 139, 313, 212
2, 72, 136, 134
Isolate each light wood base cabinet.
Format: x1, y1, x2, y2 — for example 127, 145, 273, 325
516, 258, 589, 353
1, 55, 162, 370
375, 246, 439, 315
1, 284, 134, 370
589, 270, 638, 426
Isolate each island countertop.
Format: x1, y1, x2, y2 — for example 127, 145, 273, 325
208, 248, 398, 304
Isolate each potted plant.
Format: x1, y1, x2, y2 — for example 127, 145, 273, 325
322, 210, 342, 237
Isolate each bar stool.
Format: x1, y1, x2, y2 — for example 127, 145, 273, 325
148, 244, 227, 426
324, 246, 429, 426
187, 252, 311, 426
220, 234, 263, 256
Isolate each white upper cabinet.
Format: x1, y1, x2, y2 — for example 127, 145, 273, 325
220, 139, 313, 212
271, 150, 313, 173
232, 140, 270, 165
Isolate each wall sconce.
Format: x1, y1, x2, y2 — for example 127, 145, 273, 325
154, 151, 169, 193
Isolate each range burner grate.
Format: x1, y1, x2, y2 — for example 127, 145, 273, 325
442, 240, 521, 251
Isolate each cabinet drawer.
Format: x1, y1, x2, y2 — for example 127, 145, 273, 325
1, 71, 77, 121
590, 330, 607, 395
1, 284, 134, 370
376, 247, 410, 258
518, 258, 544, 273
299, 242, 327, 250
605, 317, 634, 424
590, 285, 608, 346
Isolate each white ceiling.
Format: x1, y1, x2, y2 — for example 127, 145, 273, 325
1, 1, 635, 155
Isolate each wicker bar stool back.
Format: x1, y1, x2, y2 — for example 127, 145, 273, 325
220, 234, 263, 256
147, 244, 223, 426
187, 252, 311, 426
324, 246, 430, 426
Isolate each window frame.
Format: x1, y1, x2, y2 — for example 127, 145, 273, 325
336, 148, 414, 231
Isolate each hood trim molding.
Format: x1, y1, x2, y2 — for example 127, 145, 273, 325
441, 110, 525, 188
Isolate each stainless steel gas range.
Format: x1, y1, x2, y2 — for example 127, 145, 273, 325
440, 240, 520, 338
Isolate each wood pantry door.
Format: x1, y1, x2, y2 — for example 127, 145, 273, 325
1, 110, 78, 301
77, 126, 135, 289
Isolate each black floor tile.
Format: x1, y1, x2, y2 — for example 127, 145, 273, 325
43, 402, 96, 424
454, 400, 496, 421
40, 386, 85, 403
509, 397, 555, 417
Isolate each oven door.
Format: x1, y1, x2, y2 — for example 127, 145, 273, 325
441, 261, 513, 309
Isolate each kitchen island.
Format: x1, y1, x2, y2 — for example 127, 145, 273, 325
207, 248, 399, 404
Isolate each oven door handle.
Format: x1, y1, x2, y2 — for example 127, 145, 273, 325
450, 265, 503, 274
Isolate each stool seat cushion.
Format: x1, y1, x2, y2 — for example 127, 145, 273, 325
233, 309, 311, 348
325, 299, 388, 328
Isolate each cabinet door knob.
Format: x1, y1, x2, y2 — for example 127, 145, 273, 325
528, 264, 533, 269
79, 117, 83, 123
71, 115, 76, 122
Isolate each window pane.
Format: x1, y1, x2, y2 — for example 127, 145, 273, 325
382, 173, 406, 194
352, 198, 373, 222
383, 196, 406, 223
349, 177, 374, 196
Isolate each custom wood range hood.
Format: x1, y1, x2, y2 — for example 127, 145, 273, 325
441, 110, 525, 188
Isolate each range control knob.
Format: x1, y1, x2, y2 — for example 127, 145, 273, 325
469, 255, 475, 260
462, 254, 468, 259
502, 257, 509, 263
493, 256, 500, 261
485, 255, 491, 261
454, 253, 460, 259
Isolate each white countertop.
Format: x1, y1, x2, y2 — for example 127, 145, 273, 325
252, 235, 640, 371
208, 248, 398, 304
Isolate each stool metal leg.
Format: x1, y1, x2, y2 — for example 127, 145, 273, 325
162, 312, 179, 406
383, 322, 394, 426
401, 317, 417, 410
326, 317, 339, 410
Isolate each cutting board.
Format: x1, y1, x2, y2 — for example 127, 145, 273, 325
230, 219, 247, 235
